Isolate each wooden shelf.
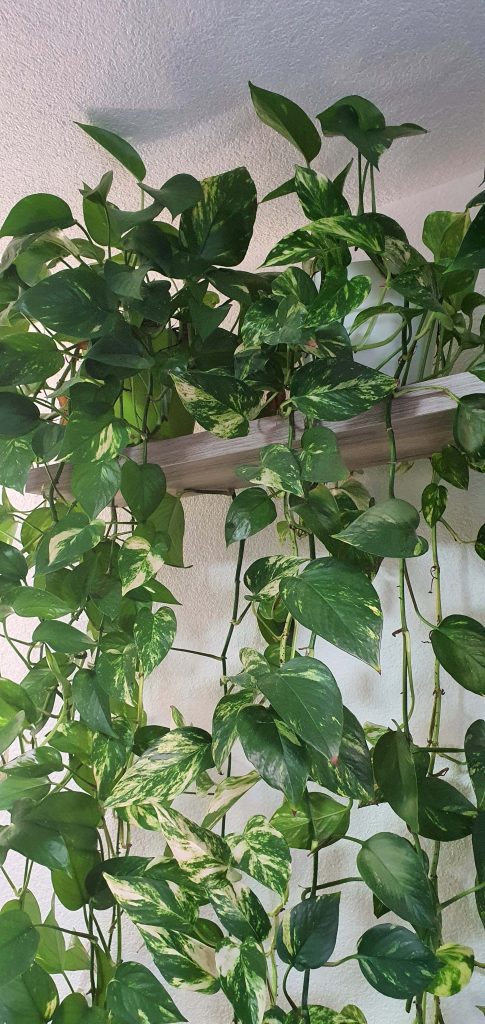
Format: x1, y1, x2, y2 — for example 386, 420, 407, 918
26, 372, 484, 499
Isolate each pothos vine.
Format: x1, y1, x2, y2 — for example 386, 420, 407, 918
0, 83, 483, 1024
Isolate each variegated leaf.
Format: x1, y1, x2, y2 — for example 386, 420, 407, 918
210, 881, 271, 942
139, 924, 220, 993
36, 513, 105, 575
170, 370, 258, 439
427, 943, 474, 997
118, 534, 168, 594
286, 1008, 337, 1023
290, 360, 395, 422
95, 637, 137, 706
105, 727, 213, 810
152, 804, 232, 888
91, 721, 132, 801
244, 556, 305, 602
202, 772, 259, 830
103, 857, 198, 929
106, 961, 186, 1024
216, 937, 267, 1024
212, 691, 254, 769
257, 656, 343, 761
304, 271, 371, 329
59, 411, 130, 463
336, 1008, 368, 1024
236, 444, 304, 496
134, 607, 177, 674
228, 814, 291, 898
281, 558, 382, 671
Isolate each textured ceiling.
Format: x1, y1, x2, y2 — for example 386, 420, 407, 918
0, 0, 484, 267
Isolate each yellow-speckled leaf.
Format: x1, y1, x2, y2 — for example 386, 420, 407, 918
427, 943, 474, 997
216, 937, 267, 1024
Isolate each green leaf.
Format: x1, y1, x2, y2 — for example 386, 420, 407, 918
257, 656, 342, 760
308, 706, 374, 801
0, 541, 27, 580
211, 690, 254, 769
0, 194, 74, 237
141, 173, 203, 217
106, 961, 186, 1023
271, 791, 349, 851
290, 359, 395, 421
281, 558, 382, 670
475, 524, 485, 561
423, 211, 470, 261
0, 332, 63, 387
465, 720, 485, 810
106, 727, 213, 810
134, 606, 176, 674
118, 533, 167, 595
0, 392, 40, 438
228, 814, 291, 898
427, 943, 474, 997
72, 668, 114, 737
19, 265, 119, 339
421, 482, 447, 527
148, 493, 185, 568
317, 95, 426, 168
12, 585, 71, 622
86, 323, 155, 375
299, 426, 348, 483
276, 893, 340, 970
249, 82, 321, 162
71, 460, 121, 518
138, 925, 219, 994
373, 730, 419, 831
0, 437, 34, 491
430, 614, 485, 695
216, 936, 267, 1024
357, 832, 436, 932
294, 165, 350, 219
417, 776, 476, 841
2, 790, 101, 872
0, 910, 39, 984
120, 461, 166, 521
454, 394, 485, 459
171, 370, 256, 439
225, 488, 276, 545
238, 705, 308, 804
76, 122, 146, 180
32, 621, 95, 654
357, 924, 439, 999
53, 993, 104, 1023
179, 167, 257, 266
0, 963, 58, 1023
335, 498, 428, 558
237, 444, 303, 496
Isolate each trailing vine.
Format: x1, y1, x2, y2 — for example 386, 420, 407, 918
0, 84, 484, 1024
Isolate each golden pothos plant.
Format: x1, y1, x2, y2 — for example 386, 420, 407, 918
0, 83, 484, 1024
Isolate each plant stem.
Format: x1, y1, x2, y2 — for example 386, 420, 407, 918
220, 524, 245, 838
282, 965, 297, 1010
440, 879, 485, 909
